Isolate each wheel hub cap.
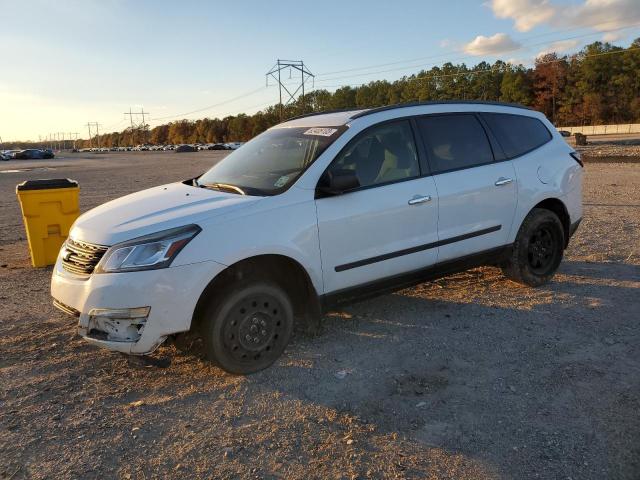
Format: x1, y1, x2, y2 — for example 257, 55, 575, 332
238, 312, 273, 350
528, 226, 555, 271
222, 294, 284, 362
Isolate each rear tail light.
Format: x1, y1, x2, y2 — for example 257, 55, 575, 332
570, 151, 583, 167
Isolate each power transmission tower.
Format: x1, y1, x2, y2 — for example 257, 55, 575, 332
266, 60, 315, 121
86, 122, 101, 148
68, 132, 79, 150
124, 107, 151, 145
86, 123, 93, 148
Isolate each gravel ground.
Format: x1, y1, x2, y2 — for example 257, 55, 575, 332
0, 151, 639, 479
571, 133, 640, 159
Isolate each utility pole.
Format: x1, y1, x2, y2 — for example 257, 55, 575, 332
266, 60, 315, 121
86, 123, 93, 148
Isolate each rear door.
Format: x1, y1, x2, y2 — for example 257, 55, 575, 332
315, 120, 439, 293
415, 113, 517, 262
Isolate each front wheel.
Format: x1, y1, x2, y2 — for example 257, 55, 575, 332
501, 208, 565, 287
202, 282, 294, 374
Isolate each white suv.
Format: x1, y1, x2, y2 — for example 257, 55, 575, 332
51, 101, 583, 374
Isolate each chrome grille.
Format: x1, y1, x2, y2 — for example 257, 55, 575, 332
61, 238, 109, 276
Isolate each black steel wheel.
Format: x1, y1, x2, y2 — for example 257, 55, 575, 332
527, 225, 556, 275
202, 282, 293, 374
502, 208, 565, 287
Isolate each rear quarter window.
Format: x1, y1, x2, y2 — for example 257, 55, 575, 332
481, 113, 552, 159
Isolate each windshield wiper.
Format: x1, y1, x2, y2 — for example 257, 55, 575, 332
200, 182, 246, 195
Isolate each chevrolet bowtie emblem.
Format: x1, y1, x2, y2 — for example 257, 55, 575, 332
61, 248, 73, 262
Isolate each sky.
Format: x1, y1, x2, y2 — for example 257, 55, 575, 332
1, 0, 639, 141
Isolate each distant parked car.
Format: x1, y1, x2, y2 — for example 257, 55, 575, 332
13, 149, 45, 159
2, 150, 20, 160
42, 149, 55, 159
211, 143, 229, 150
558, 130, 571, 137
225, 142, 244, 150
175, 144, 197, 153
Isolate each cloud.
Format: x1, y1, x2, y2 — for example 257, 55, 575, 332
487, 0, 556, 31
463, 33, 522, 56
602, 31, 625, 42
487, 0, 640, 33
566, 0, 640, 31
536, 39, 580, 57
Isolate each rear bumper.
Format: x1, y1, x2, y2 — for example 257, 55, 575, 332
51, 257, 225, 354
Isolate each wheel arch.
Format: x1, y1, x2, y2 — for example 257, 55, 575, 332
530, 197, 571, 247
190, 254, 321, 334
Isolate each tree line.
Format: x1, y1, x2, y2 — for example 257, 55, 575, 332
5, 39, 639, 150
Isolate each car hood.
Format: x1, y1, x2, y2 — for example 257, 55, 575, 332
70, 182, 261, 246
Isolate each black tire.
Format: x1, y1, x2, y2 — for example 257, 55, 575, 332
501, 208, 565, 287
202, 281, 294, 375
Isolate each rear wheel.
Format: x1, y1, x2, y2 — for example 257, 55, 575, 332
202, 282, 293, 374
502, 208, 565, 287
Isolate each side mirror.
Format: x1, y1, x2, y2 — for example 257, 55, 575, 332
317, 169, 360, 197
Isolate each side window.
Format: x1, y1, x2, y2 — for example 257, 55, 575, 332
416, 114, 494, 174
328, 120, 419, 188
481, 113, 552, 158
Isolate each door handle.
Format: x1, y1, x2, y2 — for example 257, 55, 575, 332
495, 177, 514, 186
408, 195, 432, 205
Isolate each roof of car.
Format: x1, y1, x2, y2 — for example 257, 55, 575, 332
278, 100, 533, 127
278, 109, 366, 127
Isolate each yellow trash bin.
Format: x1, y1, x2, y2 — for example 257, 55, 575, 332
16, 178, 80, 267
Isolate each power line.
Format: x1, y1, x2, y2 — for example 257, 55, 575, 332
151, 87, 266, 122
314, 22, 640, 84
103, 118, 127, 131
313, 46, 640, 92
315, 18, 640, 78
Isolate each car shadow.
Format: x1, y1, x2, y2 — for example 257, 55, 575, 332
164, 259, 640, 478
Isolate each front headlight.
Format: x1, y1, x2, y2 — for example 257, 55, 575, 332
95, 224, 201, 273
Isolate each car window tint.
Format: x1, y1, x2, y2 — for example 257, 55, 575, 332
481, 113, 552, 158
416, 114, 493, 173
329, 120, 419, 188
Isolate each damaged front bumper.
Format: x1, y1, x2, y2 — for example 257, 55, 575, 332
83, 306, 151, 340
51, 256, 226, 354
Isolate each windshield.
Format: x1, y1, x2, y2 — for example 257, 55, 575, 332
197, 126, 347, 195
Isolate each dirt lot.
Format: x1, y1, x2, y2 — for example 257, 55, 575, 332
1, 151, 639, 479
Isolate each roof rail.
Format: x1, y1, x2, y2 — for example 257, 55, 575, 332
349, 100, 532, 120
285, 108, 363, 122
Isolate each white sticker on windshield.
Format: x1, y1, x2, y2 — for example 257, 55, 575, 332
303, 127, 338, 137
274, 175, 290, 188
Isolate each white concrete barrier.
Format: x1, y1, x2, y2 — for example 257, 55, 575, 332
556, 124, 640, 135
